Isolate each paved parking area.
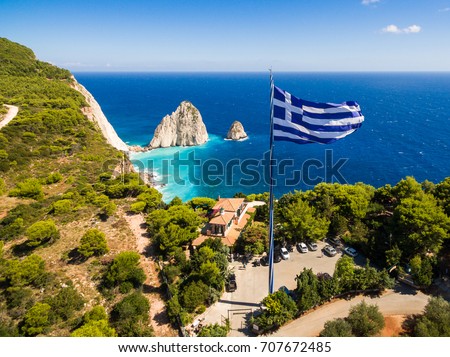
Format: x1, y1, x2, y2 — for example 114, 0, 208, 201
200, 240, 342, 335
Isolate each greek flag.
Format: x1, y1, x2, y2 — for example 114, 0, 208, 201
272, 85, 364, 144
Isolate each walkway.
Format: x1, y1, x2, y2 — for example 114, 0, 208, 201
123, 211, 178, 336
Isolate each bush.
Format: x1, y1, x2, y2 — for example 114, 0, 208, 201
130, 201, 146, 214
9, 178, 44, 200
181, 280, 210, 313
45, 172, 63, 184
0, 177, 5, 195
71, 319, 117, 337
320, 318, 354, 337
51, 199, 73, 215
111, 292, 152, 337
104, 251, 146, 288
78, 229, 108, 258
21, 303, 52, 336
4, 254, 46, 286
198, 322, 229, 337
47, 284, 85, 320
25, 219, 59, 247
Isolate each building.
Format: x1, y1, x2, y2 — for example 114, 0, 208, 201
207, 198, 246, 237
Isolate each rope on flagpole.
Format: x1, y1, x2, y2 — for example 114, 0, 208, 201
268, 69, 275, 295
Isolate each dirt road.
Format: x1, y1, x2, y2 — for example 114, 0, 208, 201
273, 285, 429, 337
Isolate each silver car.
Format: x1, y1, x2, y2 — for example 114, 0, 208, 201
323, 245, 337, 257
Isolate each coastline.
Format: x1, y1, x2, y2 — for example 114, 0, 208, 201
71, 76, 129, 152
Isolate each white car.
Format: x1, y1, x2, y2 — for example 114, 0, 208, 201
280, 247, 290, 260
297, 242, 308, 253
344, 247, 358, 257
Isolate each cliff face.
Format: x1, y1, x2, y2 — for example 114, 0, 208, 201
149, 101, 208, 148
226, 120, 247, 140
72, 78, 129, 152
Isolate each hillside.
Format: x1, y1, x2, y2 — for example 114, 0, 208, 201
0, 38, 170, 337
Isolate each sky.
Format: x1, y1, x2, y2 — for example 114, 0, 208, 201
1, 0, 450, 72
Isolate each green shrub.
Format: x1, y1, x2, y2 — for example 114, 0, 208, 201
47, 284, 85, 320
78, 229, 108, 258
9, 178, 44, 200
130, 201, 146, 214
4, 254, 46, 286
25, 219, 59, 247
21, 303, 52, 336
104, 251, 146, 288
0, 177, 5, 195
45, 172, 63, 184
111, 292, 152, 337
51, 199, 72, 214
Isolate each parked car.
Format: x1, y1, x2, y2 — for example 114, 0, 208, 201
226, 273, 237, 292
280, 247, 290, 260
343, 247, 358, 257
296, 242, 308, 253
274, 254, 282, 263
328, 237, 343, 247
307, 242, 318, 251
323, 245, 337, 257
260, 256, 269, 266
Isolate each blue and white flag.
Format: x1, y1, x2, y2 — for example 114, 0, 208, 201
272, 85, 364, 144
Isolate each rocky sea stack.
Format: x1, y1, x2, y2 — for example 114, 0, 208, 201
226, 120, 247, 140
149, 101, 208, 148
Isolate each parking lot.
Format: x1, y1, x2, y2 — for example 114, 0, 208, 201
200, 240, 343, 336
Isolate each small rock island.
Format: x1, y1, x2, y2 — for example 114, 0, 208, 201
226, 120, 247, 141
149, 101, 208, 148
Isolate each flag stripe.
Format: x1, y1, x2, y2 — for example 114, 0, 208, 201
273, 85, 364, 144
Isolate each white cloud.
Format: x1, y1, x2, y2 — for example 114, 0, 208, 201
362, 0, 380, 5
382, 24, 421, 34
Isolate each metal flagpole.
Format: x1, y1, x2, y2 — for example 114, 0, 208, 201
268, 69, 275, 294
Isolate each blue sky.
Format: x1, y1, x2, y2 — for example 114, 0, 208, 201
1, 0, 450, 71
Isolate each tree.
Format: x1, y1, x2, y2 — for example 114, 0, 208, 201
135, 187, 162, 212
147, 205, 203, 254
239, 224, 268, 255
254, 291, 298, 330
25, 219, 59, 247
111, 292, 152, 337
412, 297, 450, 337
393, 193, 450, 258
104, 251, 146, 288
409, 255, 433, 287
78, 228, 109, 258
181, 280, 210, 313
295, 268, 321, 312
83, 305, 108, 323
320, 318, 354, 337
280, 197, 329, 242
21, 303, 52, 336
346, 301, 385, 337
334, 256, 355, 292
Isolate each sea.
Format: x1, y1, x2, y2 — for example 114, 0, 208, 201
74, 72, 450, 202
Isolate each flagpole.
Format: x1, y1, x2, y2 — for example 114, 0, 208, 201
268, 70, 275, 294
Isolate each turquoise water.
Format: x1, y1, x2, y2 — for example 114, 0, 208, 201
75, 72, 450, 202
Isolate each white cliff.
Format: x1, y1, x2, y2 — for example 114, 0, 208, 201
71, 77, 129, 152
226, 120, 247, 140
149, 101, 208, 148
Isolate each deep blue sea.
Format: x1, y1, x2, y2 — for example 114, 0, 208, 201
75, 72, 450, 202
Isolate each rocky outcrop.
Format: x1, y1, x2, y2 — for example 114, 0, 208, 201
149, 101, 208, 148
226, 120, 247, 140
